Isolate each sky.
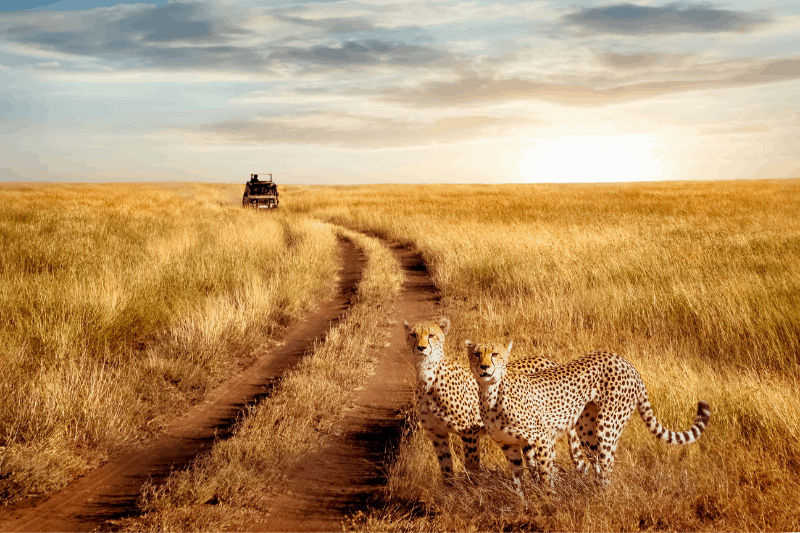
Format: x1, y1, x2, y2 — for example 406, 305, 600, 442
1, 0, 799, 184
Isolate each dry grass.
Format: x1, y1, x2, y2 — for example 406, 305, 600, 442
0, 183, 338, 502
118, 225, 403, 532
4, 180, 798, 531
280, 180, 800, 531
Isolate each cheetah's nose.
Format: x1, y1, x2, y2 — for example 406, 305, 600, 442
479, 363, 490, 370
416, 345, 426, 352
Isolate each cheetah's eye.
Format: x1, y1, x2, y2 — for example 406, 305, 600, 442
428, 334, 435, 339
409, 333, 417, 338
491, 352, 499, 358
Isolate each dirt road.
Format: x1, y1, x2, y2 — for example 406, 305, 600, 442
250, 240, 438, 532
0, 235, 437, 532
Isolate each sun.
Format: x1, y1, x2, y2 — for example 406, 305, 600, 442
518, 134, 664, 183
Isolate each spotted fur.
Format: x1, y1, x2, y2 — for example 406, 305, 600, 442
467, 341, 711, 492
403, 318, 591, 478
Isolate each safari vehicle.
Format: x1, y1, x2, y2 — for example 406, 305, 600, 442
242, 173, 279, 209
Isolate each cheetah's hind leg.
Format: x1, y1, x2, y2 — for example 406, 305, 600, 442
576, 401, 600, 475
593, 405, 634, 487
567, 425, 590, 475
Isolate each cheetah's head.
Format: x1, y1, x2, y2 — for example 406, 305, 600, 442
403, 318, 450, 360
465, 340, 513, 386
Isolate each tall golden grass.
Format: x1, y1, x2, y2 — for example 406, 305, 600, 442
119, 226, 403, 532
280, 180, 800, 531
4, 180, 798, 531
0, 183, 338, 502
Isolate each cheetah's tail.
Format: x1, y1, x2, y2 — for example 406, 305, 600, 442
637, 398, 711, 445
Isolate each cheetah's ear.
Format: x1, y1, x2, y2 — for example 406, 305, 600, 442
506, 341, 514, 354
439, 317, 451, 335
403, 320, 411, 334
465, 340, 475, 353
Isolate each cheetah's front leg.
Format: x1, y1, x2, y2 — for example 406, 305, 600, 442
522, 437, 556, 492
460, 428, 483, 472
422, 424, 455, 478
500, 444, 526, 498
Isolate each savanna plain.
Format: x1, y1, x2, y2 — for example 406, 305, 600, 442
1, 180, 798, 532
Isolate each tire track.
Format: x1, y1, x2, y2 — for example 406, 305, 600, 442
248, 239, 438, 532
0, 237, 365, 533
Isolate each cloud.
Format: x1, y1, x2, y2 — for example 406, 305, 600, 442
270, 12, 374, 34
0, 3, 457, 73
600, 52, 696, 71
196, 111, 530, 148
604, 53, 660, 68
3, 0, 61, 10
0, 3, 260, 68
384, 57, 800, 107
565, 3, 768, 34
733, 58, 800, 83
116, 3, 213, 42
269, 39, 452, 68
382, 76, 673, 107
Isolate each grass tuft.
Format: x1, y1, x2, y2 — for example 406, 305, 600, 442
0, 183, 338, 501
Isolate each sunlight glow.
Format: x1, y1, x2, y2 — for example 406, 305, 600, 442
519, 135, 664, 182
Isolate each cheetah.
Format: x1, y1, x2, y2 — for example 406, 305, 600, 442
404, 318, 591, 478
466, 341, 711, 492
